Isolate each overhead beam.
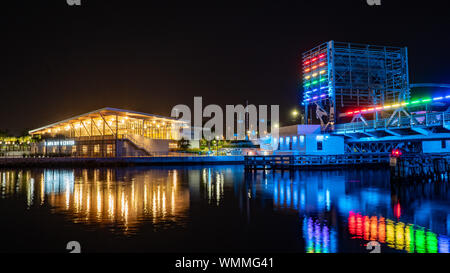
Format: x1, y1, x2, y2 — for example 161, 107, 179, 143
411, 127, 430, 136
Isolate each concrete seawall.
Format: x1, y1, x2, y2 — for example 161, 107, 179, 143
0, 156, 245, 168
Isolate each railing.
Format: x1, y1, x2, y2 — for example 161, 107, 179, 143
245, 154, 389, 170
335, 111, 449, 134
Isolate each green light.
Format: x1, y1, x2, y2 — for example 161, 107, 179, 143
411, 100, 421, 104
305, 83, 311, 87
421, 98, 432, 103
312, 80, 318, 85
320, 78, 326, 82
416, 228, 426, 253
426, 231, 438, 253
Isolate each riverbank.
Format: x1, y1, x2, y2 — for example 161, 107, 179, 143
0, 156, 244, 167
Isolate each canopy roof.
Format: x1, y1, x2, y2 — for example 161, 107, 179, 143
29, 107, 185, 135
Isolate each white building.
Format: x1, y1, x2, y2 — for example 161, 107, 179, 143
272, 125, 345, 155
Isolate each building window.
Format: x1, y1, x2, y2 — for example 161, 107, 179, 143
317, 141, 323, 151
442, 140, 447, 149
299, 135, 305, 148
82, 145, 88, 155
106, 144, 113, 156
94, 144, 100, 154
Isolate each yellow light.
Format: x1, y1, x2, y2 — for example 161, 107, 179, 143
320, 70, 326, 74
312, 73, 318, 77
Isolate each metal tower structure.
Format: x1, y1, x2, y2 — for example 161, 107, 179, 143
302, 41, 410, 130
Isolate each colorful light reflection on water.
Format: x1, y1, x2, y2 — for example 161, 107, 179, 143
0, 167, 449, 253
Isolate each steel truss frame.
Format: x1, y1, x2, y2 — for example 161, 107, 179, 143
345, 141, 422, 154
303, 41, 410, 130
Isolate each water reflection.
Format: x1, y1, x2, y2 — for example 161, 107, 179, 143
348, 212, 449, 253
1, 167, 449, 252
1, 169, 189, 234
245, 170, 450, 253
303, 217, 338, 253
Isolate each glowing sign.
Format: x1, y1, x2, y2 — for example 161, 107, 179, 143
45, 140, 75, 146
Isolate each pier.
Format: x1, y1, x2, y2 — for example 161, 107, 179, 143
244, 154, 388, 171
390, 153, 450, 183
0, 155, 244, 168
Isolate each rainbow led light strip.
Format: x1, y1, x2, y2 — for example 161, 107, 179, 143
344, 94, 450, 116
303, 52, 330, 103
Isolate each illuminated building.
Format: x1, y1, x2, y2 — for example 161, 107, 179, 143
29, 107, 188, 157
302, 41, 409, 129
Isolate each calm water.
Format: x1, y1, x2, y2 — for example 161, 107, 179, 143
0, 166, 449, 253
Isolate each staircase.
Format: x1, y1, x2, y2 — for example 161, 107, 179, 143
122, 134, 152, 156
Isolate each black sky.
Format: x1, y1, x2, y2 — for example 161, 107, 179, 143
1, 0, 450, 135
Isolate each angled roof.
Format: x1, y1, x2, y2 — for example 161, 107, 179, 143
29, 107, 185, 135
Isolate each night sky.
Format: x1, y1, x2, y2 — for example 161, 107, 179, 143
1, 0, 450, 135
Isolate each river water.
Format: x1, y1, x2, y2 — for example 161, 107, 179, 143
0, 166, 448, 253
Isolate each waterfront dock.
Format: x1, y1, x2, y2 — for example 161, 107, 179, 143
390, 153, 450, 183
0, 155, 244, 168
244, 154, 389, 171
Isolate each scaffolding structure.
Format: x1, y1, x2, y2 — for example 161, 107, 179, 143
302, 41, 410, 130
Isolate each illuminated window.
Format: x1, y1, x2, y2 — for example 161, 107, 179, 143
82, 145, 88, 155
94, 144, 100, 153
106, 144, 113, 155
72, 146, 77, 153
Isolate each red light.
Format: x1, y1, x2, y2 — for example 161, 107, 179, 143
312, 57, 318, 62
304, 60, 310, 65
319, 54, 326, 58
319, 62, 326, 67
391, 149, 403, 158
354, 111, 360, 114
347, 112, 353, 115
305, 68, 311, 72
394, 202, 401, 218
